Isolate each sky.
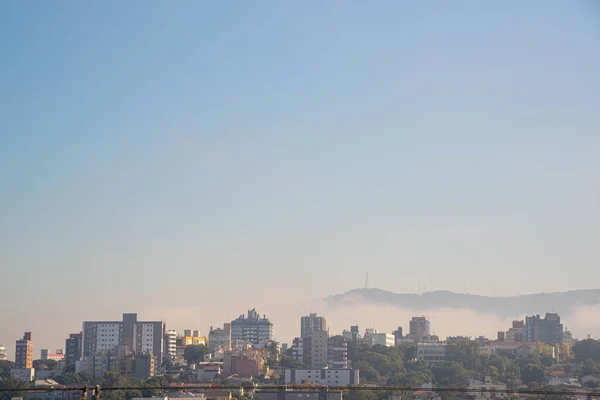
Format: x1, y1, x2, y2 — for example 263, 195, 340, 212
1, 1, 600, 359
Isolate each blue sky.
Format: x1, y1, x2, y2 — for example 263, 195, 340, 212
1, 1, 599, 354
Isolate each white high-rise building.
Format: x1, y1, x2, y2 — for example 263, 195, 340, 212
231, 309, 273, 345
82, 313, 164, 367
165, 330, 177, 360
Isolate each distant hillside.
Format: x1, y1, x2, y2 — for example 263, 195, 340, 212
324, 288, 600, 318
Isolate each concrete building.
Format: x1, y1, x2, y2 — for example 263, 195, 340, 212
525, 313, 564, 344
341, 326, 360, 341
180, 330, 207, 346
505, 321, 525, 342
223, 348, 263, 377
11, 368, 35, 383
65, 333, 82, 368
231, 309, 273, 346
327, 336, 349, 369
76, 350, 120, 376
82, 313, 164, 366
416, 343, 446, 364
304, 330, 328, 369
301, 314, 327, 338
291, 334, 349, 369
0, 345, 6, 360
467, 376, 508, 399
40, 349, 64, 362
284, 369, 359, 386
15, 332, 34, 369
364, 329, 395, 347
409, 317, 430, 342
209, 324, 231, 352
122, 353, 156, 379
165, 330, 177, 360
255, 389, 342, 400
483, 341, 536, 357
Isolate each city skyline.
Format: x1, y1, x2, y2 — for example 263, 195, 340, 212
0, 301, 594, 362
2, 0, 600, 367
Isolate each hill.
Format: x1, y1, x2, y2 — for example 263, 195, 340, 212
324, 288, 600, 317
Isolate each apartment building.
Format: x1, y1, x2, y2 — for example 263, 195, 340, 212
364, 329, 394, 347
291, 333, 349, 369
254, 389, 342, 400
525, 313, 564, 344
409, 317, 431, 342
65, 333, 82, 367
231, 309, 273, 345
40, 349, 64, 362
15, 332, 34, 369
0, 345, 6, 360
416, 342, 446, 364
82, 313, 164, 366
164, 330, 177, 360
301, 314, 327, 338
284, 369, 360, 386
209, 323, 232, 352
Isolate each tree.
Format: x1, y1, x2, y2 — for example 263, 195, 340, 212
573, 339, 600, 363
33, 359, 59, 370
0, 377, 29, 400
0, 361, 15, 379
184, 344, 208, 365
521, 364, 545, 385
432, 362, 470, 388
445, 341, 483, 372
504, 363, 521, 389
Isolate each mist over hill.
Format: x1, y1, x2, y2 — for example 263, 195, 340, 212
324, 288, 600, 318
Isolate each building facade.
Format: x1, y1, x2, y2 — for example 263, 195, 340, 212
416, 343, 446, 363
284, 369, 360, 386
409, 317, 431, 342
364, 329, 395, 347
209, 323, 232, 352
65, 333, 82, 367
40, 349, 64, 362
301, 314, 327, 338
164, 330, 177, 360
15, 332, 34, 369
231, 309, 273, 345
292, 334, 349, 369
82, 313, 164, 366
0, 345, 6, 360
525, 314, 564, 344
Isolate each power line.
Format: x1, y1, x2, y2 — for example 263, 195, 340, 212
1, 385, 599, 396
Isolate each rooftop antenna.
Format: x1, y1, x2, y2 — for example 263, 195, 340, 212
364, 272, 369, 289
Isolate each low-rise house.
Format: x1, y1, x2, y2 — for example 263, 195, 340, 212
196, 365, 221, 382
467, 376, 507, 399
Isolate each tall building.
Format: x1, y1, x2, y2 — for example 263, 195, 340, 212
40, 349, 64, 361
15, 332, 34, 369
208, 323, 231, 352
65, 333, 83, 367
164, 330, 177, 360
82, 313, 164, 366
301, 313, 327, 338
525, 313, 564, 344
231, 309, 273, 345
409, 317, 431, 341
0, 345, 6, 360
327, 335, 349, 369
292, 333, 349, 369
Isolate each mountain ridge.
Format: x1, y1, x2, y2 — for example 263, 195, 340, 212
324, 288, 600, 318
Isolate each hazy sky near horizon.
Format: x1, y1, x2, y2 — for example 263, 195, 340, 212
1, 1, 600, 357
